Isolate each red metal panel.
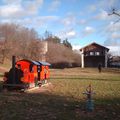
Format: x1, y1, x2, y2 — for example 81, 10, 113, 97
16, 61, 37, 83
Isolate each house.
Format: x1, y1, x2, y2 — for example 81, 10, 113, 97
80, 42, 109, 68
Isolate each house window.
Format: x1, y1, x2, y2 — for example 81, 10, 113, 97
95, 52, 100, 56
90, 52, 94, 56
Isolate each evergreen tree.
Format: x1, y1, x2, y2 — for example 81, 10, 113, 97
63, 39, 72, 49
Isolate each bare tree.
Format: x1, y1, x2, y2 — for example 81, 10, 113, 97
0, 23, 18, 63
108, 8, 120, 16
0, 23, 40, 63
108, 8, 120, 23
46, 42, 81, 68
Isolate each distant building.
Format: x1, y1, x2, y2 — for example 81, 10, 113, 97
80, 42, 109, 68
109, 56, 120, 68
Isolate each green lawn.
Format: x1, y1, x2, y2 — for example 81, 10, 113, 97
0, 68, 120, 120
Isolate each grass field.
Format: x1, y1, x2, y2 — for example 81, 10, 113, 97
0, 67, 120, 120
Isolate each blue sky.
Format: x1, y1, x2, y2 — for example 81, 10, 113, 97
0, 0, 120, 54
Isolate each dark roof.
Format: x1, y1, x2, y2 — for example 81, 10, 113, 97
17, 59, 51, 66
80, 42, 109, 51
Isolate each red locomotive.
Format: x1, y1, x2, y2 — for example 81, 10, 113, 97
3, 56, 51, 90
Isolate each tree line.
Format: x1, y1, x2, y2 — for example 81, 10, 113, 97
0, 23, 81, 68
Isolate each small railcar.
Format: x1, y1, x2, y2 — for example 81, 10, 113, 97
3, 57, 51, 90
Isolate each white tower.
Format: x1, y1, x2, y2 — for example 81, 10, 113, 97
41, 41, 48, 62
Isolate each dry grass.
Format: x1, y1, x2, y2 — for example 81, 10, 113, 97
50, 68, 120, 99
0, 67, 120, 120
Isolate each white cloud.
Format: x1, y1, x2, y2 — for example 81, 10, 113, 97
88, 5, 97, 12
107, 22, 120, 32
91, 0, 119, 22
107, 46, 120, 56
62, 18, 71, 26
78, 19, 87, 25
103, 21, 120, 46
61, 15, 76, 26
66, 30, 76, 38
104, 38, 120, 46
48, 0, 61, 12
98, 0, 119, 9
111, 32, 120, 39
86, 0, 118, 14
94, 10, 108, 20
36, 16, 59, 21
0, 4, 24, 18
72, 45, 81, 50
34, 16, 59, 28
24, 0, 43, 15
0, 15, 59, 29
3, 0, 22, 4
0, 19, 11, 23
82, 26, 95, 37
0, 0, 43, 18
56, 29, 77, 40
